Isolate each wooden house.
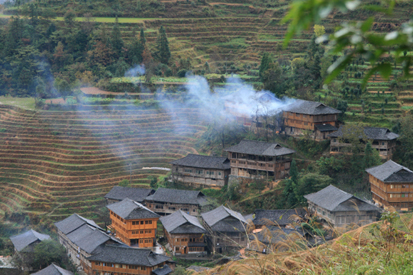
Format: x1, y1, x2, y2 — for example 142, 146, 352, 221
304, 185, 381, 227
10, 229, 51, 271
201, 205, 248, 254
329, 126, 399, 159
283, 99, 341, 140
170, 154, 231, 187
107, 198, 160, 247
160, 210, 207, 256
145, 188, 209, 216
225, 140, 295, 180
54, 214, 122, 274
366, 160, 413, 210
31, 264, 74, 275
87, 245, 173, 275
252, 209, 306, 229
104, 186, 155, 205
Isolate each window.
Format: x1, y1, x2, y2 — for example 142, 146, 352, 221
145, 221, 149, 224
140, 230, 144, 234
169, 207, 176, 210
390, 185, 394, 189
140, 221, 144, 224
218, 172, 222, 176
145, 230, 152, 234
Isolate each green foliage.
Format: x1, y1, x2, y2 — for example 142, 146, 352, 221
156, 26, 171, 65
363, 142, 381, 170
119, 179, 130, 187
149, 176, 158, 188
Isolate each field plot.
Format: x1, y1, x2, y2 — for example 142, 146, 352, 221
0, 105, 206, 221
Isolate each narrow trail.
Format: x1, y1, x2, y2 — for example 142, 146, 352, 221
45, 203, 64, 217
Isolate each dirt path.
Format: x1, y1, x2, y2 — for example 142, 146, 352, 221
209, 2, 254, 8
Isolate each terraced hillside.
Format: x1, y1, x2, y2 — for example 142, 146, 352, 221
0, 105, 206, 221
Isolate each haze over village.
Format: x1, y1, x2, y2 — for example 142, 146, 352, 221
1, 0, 413, 274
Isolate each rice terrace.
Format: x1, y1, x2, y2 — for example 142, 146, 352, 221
2, 0, 413, 274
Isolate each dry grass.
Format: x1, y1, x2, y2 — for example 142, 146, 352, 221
202, 212, 413, 275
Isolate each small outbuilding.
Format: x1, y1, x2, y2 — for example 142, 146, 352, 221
201, 205, 247, 254
304, 185, 381, 227
160, 210, 206, 255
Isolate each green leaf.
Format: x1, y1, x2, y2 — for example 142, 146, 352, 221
361, 17, 374, 32
377, 62, 392, 80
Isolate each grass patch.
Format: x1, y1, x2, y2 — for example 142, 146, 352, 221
0, 96, 36, 110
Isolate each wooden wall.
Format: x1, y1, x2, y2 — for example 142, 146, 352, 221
109, 211, 158, 247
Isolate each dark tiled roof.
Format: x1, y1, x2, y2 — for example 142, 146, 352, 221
31, 264, 74, 275
54, 213, 101, 235
152, 265, 173, 275
249, 227, 304, 245
315, 124, 338, 132
160, 210, 205, 234
304, 185, 381, 212
201, 205, 247, 232
285, 99, 341, 115
170, 154, 231, 170
329, 126, 399, 140
104, 186, 154, 203
252, 209, 306, 227
145, 188, 208, 206
224, 140, 295, 156
107, 198, 160, 220
87, 245, 170, 266
366, 160, 413, 183
66, 224, 122, 254
10, 229, 50, 252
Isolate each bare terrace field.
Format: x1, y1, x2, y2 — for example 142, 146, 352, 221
0, 105, 206, 221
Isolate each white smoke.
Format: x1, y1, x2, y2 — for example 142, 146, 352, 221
125, 65, 145, 78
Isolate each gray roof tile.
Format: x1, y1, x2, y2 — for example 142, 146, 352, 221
145, 188, 208, 206
66, 224, 121, 254
315, 124, 338, 132
201, 206, 247, 232
329, 126, 399, 140
170, 154, 231, 170
366, 160, 413, 183
10, 229, 50, 252
285, 99, 341, 115
31, 264, 74, 275
87, 245, 170, 266
249, 227, 304, 245
252, 209, 306, 227
304, 185, 381, 212
224, 140, 295, 156
104, 186, 154, 203
152, 265, 173, 275
160, 210, 205, 234
107, 198, 160, 220
54, 214, 101, 235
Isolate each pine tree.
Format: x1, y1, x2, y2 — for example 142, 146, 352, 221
111, 17, 124, 58
140, 28, 146, 45
259, 52, 272, 80
156, 26, 171, 64
290, 159, 298, 183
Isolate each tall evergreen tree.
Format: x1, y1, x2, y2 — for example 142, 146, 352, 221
259, 52, 272, 80
155, 26, 171, 64
140, 28, 146, 45
111, 17, 124, 58
290, 159, 298, 183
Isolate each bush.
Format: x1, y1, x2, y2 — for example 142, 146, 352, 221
177, 69, 187, 77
